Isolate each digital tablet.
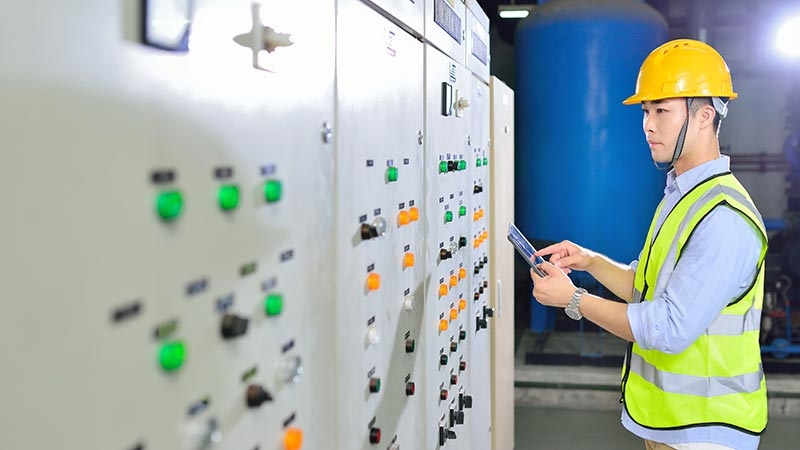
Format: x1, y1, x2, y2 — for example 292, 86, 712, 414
507, 222, 546, 277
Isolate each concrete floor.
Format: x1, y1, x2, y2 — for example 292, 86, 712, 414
513, 406, 798, 450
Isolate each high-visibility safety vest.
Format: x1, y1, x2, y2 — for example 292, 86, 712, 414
622, 171, 768, 434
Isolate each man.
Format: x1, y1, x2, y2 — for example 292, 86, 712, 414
530, 38, 768, 450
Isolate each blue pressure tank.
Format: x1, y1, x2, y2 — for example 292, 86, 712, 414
515, 0, 668, 331
515, 0, 667, 264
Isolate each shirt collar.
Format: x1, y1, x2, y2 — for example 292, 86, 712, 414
665, 155, 730, 196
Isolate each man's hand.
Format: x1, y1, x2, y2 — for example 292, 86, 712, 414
530, 262, 576, 308
535, 240, 596, 274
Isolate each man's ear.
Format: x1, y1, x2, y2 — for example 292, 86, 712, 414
697, 104, 716, 130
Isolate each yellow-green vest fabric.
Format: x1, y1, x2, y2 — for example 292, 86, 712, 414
623, 172, 768, 434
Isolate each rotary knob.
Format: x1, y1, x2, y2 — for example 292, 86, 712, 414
220, 314, 249, 339
245, 384, 273, 408
360, 217, 387, 240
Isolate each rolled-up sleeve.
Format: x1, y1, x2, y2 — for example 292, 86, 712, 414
627, 206, 762, 354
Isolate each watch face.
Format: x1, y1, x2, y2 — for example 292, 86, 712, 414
565, 307, 581, 320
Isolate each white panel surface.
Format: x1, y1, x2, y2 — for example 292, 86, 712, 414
489, 75, 516, 450
336, 1, 426, 449
0, 1, 336, 449
466, 73, 493, 450
363, 0, 425, 37
423, 44, 479, 450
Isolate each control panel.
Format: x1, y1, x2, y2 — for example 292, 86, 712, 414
335, 1, 426, 448
0, 1, 505, 449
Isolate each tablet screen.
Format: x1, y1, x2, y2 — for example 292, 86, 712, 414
507, 222, 545, 276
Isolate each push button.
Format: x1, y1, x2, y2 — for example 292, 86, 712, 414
284, 428, 303, 450
367, 273, 381, 291
156, 190, 183, 221
264, 180, 282, 203
159, 341, 186, 372
403, 252, 415, 268
398, 210, 411, 226
218, 185, 239, 211
409, 206, 420, 221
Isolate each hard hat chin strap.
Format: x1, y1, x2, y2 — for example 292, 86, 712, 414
655, 98, 693, 171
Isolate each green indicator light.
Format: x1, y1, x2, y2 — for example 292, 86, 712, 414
156, 190, 183, 221
264, 180, 282, 203
458, 160, 467, 171
445, 211, 454, 223
218, 185, 240, 211
387, 166, 399, 182
476, 158, 482, 167
374, 379, 381, 392
439, 161, 448, 174
459, 206, 467, 217
159, 341, 186, 372
265, 293, 283, 316
483, 157, 488, 166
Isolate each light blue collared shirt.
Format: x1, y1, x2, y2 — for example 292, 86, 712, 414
622, 155, 763, 449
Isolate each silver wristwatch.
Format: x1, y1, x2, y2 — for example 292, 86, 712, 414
565, 287, 586, 320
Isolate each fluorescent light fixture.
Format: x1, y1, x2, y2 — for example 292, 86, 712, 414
498, 4, 535, 20
776, 14, 800, 57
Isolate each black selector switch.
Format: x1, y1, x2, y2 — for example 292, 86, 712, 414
246, 384, 273, 408
476, 316, 488, 330
459, 237, 468, 248
440, 249, 453, 260
369, 427, 381, 444
361, 223, 378, 240
484, 306, 495, 318
459, 330, 467, 341
448, 161, 458, 172
221, 314, 249, 339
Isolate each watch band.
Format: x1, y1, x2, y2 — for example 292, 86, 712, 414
566, 287, 586, 320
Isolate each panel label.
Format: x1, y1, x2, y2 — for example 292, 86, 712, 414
471, 30, 488, 65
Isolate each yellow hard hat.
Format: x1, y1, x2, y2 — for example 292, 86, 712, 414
622, 39, 738, 105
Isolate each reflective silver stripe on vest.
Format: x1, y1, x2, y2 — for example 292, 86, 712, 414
632, 287, 642, 303
707, 305, 762, 335
649, 184, 763, 300
630, 353, 764, 396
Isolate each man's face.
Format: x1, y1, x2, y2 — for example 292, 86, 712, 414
641, 98, 688, 164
